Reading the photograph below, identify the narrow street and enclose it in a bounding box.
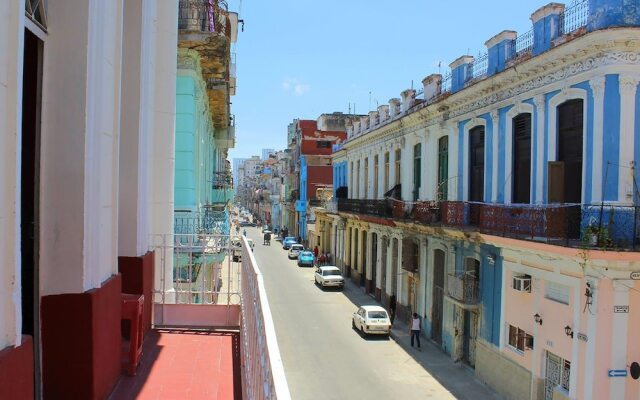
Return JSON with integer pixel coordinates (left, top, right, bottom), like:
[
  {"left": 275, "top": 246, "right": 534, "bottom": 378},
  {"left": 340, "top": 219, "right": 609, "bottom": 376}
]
[{"left": 245, "top": 227, "right": 461, "bottom": 400}]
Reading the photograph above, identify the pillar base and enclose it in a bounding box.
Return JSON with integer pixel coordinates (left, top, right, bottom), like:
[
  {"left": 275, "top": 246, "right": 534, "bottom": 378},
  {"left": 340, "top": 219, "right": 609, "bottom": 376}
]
[
  {"left": 42, "top": 274, "right": 122, "bottom": 400},
  {"left": 0, "top": 336, "right": 34, "bottom": 399},
  {"left": 118, "top": 251, "right": 155, "bottom": 335}
]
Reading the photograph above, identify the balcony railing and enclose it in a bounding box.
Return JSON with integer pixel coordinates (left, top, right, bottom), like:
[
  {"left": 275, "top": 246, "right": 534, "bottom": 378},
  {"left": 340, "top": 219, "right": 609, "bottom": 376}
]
[
  {"left": 337, "top": 198, "right": 389, "bottom": 218},
  {"left": 447, "top": 273, "right": 480, "bottom": 305},
  {"left": 337, "top": 198, "right": 639, "bottom": 250},
  {"left": 178, "top": 0, "right": 229, "bottom": 35},
  {"left": 174, "top": 210, "right": 230, "bottom": 236}
]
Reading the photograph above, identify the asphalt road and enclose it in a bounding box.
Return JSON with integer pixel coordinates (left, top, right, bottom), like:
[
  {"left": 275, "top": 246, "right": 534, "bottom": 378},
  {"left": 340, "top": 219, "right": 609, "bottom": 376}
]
[{"left": 246, "top": 227, "right": 457, "bottom": 400}]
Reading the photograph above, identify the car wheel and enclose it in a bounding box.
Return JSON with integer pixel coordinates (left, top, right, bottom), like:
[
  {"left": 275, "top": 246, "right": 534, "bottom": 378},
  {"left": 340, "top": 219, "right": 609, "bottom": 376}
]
[
  {"left": 352, "top": 319, "right": 356, "bottom": 329},
  {"left": 360, "top": 326, "right": 366, "bottom": 337}
]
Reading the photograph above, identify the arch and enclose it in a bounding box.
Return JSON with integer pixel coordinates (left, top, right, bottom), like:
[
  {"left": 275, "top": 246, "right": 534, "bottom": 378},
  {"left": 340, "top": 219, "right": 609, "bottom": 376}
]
[
  {"left": 461, "top": 118, "right": 488, "bottom": 201},
  {"left": 547, "top": 88, "right": 589, "bottom": 203},
  {"left": 504, "top": 102, "right": 535, "bottom": 204}
]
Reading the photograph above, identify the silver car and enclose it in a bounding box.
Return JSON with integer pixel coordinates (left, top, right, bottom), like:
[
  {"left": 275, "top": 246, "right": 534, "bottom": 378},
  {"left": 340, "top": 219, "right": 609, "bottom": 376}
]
[{"left": 287, "top": 244, "right": 304, "bottom": 259}]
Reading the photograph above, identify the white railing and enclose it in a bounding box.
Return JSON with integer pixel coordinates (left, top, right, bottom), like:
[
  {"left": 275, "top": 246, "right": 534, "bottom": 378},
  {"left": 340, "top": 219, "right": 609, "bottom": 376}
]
[
  {"left": 150, "top": 233, "right": 241, "bottom": 328},
  {"left": 240, "top": 237, "right": 291, "bottom": 400}
]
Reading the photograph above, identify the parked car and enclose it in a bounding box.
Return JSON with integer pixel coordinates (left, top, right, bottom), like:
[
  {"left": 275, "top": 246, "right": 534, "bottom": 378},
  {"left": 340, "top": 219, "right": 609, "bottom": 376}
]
[
  {"left": 282, "top": 236, "right": 297, "bottom": 250},
  {"left": 352, "top": 305, "right": 391, "bottom": 337},
  {"left": 314, "top": 266, "right": 344, "bottom": 288},
  {"left": 297, "top": 251, "right": 315, "bottom": 267},
  {"left": 288, "top": 244, "right": 304, "bottom": 259}
]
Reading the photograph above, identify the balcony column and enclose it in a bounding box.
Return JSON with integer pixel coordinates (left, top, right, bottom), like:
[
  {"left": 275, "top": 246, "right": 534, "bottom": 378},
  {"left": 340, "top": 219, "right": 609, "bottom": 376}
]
[
  {"left": 446, "top": 121, "right": 458, "bottom": 201},
  {"left": 397, "top": 236, "right": 407, "bottom": 306},
  {"left": 618, "top": 74, "right": 640, "bottom": 203},
  {"left": 377, "top": 148, "right": 385, "bottom": 199},
  {"left": 417, "top": 237, "right": 428, "bottom": 318}
]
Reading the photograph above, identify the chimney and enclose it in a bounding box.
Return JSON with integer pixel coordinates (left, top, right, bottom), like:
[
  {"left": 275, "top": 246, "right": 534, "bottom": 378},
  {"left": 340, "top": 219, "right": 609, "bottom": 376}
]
[
  {"left": 360, "top": 116, "right": 370, "bottom": 131},
  {"left": 485, "top": 30, "right": 517, "bottom": 76},
  {"left": 531, "top": 3, "right": 564, "bottom": 55},
  {"left": 400, "top": 89, "right": 417, "bottom": 112},
  {"left": 369, "top": 111, "right": 379, "bottom": 128},
  {"left": 378, "top": 105, "right": 390, "bottom": 122},
  {"left": 389, "top": 98, "right": 401, "bottom": 118},
  {"left": 449, "top": 55, "right": 474, "bottom": 93},
  {"left": 422, "top": 74, "right": 442, "bottom": 102}
]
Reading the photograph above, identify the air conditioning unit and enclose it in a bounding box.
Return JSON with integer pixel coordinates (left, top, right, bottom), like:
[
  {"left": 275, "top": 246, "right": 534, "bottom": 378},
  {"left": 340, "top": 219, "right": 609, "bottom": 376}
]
[{"left": 512, "top": 275, "right": 532, "bottom": 292}]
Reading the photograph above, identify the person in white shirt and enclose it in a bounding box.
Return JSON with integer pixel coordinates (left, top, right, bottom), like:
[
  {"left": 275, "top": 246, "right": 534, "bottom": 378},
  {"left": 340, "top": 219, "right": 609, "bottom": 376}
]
[{"left": 410, "top": 313, "right": 421, "bottom": 348}]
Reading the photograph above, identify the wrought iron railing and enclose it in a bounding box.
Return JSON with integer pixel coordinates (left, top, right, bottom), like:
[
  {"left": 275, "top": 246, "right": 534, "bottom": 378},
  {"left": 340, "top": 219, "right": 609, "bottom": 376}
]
[
  {"left": 178, "top": 0, "right": 229, "bottom": 34},
  {"left": 514, "top": 29, "right": 534, "bottom": 56},
  {"left": 441, "top": 72, "right": 452, "bottom": 94},
  {"left": 560, "top": 0, "right": 589, "bottom": 35},
  {"left": 447, "top": 273, "right": 480, "bottom": 305},
  {"left": 471, "top": 52, "right": 489, "bottom": 80},
  {"left": 337, "top": 198, "right": 389, "bottom": 218},
  {"left": 174, "top": 210, "right": 230, "bottom": 235}
]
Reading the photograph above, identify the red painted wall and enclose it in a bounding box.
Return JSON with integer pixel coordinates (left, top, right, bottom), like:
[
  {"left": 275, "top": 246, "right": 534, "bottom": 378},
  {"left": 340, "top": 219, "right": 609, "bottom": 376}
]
[
  {"left": 307, "top": 165, "right": 333, "bottom": 199},
  {"left": 300, "top": 130, "right": 347, "bottom": 156},
  {"left": 42, "top": 274, "right": 122, "bottom": 399},
  {"left": 0, "top": 336, "right": 34, "bottom": 399}
]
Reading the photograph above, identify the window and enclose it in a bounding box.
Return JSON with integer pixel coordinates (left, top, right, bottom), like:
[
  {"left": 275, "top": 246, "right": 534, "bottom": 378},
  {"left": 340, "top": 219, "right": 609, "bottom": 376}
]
[
  {"left": 438, "top": 136, "right": 449, "bottom": 201},
  {"left": 512, "top": 113, "right": 532, "bottom": 204},
  {"left": 508, "top": 325, "right": 533, "bottom": 352},
  {"left": 469, "top": 126, "right": 485, "bottom": 202},
  {"left": 395, "top": 149, "right": 401, "bottom": 185},
  {"left": 384, "top": 152, "right": 390, "bottom": 192},
  {"left": 374, "top": 155, "right": 379, "bottom": 199},
  {"left": 413, "top": 144, "right": 422, "bottom": 201},
  {"left": 545, "top": 281, "right": 570, "bottom": 305},
  {"left": 316, "top": 140, "right": 331, "bottom": 148},
  {"left": 364, "top": 158, "right": 369, "bottom": 198},
  {"left": 356, "top": 160, "right": 361, "bottom": 198}
]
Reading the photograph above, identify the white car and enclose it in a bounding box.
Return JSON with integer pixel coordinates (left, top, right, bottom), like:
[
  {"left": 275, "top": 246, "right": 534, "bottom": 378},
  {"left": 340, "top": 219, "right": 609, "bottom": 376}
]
[
  {"left": 352, "top": 305, "right": 392, "bottom": 337},
  {"left": 287, "top": 244, "right": 304, "bottom": 259},
  {"left": 314, "top": 266, "right": 344, "bottom": 289}
]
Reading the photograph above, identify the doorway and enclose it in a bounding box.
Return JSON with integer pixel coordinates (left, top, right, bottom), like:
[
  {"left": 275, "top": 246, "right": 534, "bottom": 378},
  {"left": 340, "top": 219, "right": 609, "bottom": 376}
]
[
  {"left": 431, "top": 249, "right": 445, "bottom": 343},
  {"left": 22, "top": 27, "right": 43, "bottom": 394},
  {"left": 512, "top": 113, "right": 532, "bottom": 203},
  {"left": 361, "top": 231, "right": 367, "bottom": 287},
  {"left": 381, "top": 237, "right": 387, "bottom": 298}
]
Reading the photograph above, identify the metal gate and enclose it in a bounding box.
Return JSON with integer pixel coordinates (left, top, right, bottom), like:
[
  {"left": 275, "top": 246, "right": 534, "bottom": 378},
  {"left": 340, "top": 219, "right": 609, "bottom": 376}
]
[{"left": 545, "top": 352, "right": 570, "bottom": 400}]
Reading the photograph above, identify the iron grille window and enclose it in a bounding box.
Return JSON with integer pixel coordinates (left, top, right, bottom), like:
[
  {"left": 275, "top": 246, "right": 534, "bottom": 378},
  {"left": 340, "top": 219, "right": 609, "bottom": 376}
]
[{"left": 316, "top": 140, "right": 331, "bottom": 148}]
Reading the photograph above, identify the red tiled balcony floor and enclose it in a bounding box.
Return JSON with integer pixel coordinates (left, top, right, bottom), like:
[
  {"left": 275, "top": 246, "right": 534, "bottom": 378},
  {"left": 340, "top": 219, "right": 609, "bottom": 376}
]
[{"left": 109, "top": 329, "right": 241, "bottom": 400}]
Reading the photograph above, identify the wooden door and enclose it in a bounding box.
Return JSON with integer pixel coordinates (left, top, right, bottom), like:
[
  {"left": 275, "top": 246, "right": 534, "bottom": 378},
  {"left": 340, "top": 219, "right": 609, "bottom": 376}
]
[{"left": 469, "top": 127, "right": 485, "bottom": 202}]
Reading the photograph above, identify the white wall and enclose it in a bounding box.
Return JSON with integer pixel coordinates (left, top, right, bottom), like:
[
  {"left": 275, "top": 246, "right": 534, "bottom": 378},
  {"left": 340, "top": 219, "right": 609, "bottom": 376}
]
[{"left": 0, "top": 0, "right": 25, "bottom": 349}]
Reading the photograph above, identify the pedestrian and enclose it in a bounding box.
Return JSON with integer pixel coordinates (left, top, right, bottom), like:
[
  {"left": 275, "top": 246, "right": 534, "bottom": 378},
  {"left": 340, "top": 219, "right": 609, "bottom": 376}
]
[
  {"left": 410, "top": 312, "right": 421, "bottom": 349},
  {"left": 313, "top": 245, "right": 319, "bottom": 259},
  {"left": 325, "top": 252, "right": 331, "bottom": 265},
  {"left": 319, "top": 252, "right": 326, "bottom": 266},
  {"left": 389, "top": 294, "right": 397, "bottom": 324}
]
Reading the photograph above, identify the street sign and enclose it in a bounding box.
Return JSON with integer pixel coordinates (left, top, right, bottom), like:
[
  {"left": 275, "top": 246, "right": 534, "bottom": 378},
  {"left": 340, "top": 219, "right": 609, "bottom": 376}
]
[
  {"left": 631, "top": 271, "right": 640, "bottom": 280},
  {"left": 614, "top": 305, "right": 629, "bottom": 313},
  {"left": 608, "top": 369, "right": 628, "bottom": 378}
]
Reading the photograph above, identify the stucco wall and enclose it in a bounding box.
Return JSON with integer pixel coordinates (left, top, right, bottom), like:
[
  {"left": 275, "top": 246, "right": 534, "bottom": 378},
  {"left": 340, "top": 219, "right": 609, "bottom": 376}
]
[{"left": 476, "top": 340, "right": 532, "bottom": 400}]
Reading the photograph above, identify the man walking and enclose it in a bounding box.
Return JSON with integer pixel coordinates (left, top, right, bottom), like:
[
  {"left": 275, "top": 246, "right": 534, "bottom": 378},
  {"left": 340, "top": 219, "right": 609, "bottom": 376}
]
[{"left": 410, "top": 313, "right": 421, "bottom": 349}]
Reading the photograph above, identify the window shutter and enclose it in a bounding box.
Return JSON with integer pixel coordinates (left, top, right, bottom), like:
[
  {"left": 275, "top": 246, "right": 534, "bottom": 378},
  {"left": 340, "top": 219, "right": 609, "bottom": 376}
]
[{"left": 547, "top": 161, "right": 565, "bottom": 203}]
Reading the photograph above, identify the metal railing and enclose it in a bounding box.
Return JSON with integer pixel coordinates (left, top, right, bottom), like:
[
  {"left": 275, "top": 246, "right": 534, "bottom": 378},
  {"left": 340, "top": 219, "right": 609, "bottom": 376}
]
[
  {"left": 174, "top": 210, "right": 230, "bottom": 235},
  {"left": 240, "top": 237, "right": 292, "bottom": 400},
  {"left": 337, "top": 198, "right": 389, "bottom": 218},
  {"left": 447, "top": 273, "right": 480, "bottom": 305},
  {"left": 471, "top": 52, "right": 489, "bottom": 80},
  {"left": 514, "top": 29, "right": 534, "bottom": 56},
  {"left": 560, "top": 0, "right": 589, "bottom": 35},
  {"left": 178, "top": 0, "right": 229, "bottom": 34}
]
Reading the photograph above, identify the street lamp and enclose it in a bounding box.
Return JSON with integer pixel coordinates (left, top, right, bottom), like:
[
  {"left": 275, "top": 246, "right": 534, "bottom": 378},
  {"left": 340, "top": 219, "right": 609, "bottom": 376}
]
[
  {"left": 533, "top": 313, "right": 543, "bottom": 325},
  {"left": 564, "top": 325, "right": 573, "bottom": 338}
]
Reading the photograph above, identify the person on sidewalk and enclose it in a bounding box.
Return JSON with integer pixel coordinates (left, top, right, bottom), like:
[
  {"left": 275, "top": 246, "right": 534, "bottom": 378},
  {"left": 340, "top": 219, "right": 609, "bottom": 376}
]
[
  {"left": 410, "top": 313, "right": 421, "bottom": 349},
  {"left": 388, "top": 294, "right": 397, "bottom": 324}
]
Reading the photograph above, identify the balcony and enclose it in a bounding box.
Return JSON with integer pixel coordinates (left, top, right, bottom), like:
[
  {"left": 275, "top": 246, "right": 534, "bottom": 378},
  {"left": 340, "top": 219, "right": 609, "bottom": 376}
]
[
  {"left": 337, "top": 198, "right": 389, "bottom": 218},
  {"left": 179, "top": 0, "right": 230, "bottom": 35},
  {"left": 447, "top": 273, "right": 480, "bottom": 306}
]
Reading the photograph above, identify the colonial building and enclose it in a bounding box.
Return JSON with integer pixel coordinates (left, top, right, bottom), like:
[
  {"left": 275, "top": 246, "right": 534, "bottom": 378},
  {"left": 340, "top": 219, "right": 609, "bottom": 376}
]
[{"left": 327, "top": 1, "right": 640, "bottom": 399}]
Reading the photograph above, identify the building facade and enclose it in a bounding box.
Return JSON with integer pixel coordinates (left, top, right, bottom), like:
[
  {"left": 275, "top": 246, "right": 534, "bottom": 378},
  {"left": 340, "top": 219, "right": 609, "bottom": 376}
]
[{"left": 326, "top": 1, "right": 640, "bottom": 399}]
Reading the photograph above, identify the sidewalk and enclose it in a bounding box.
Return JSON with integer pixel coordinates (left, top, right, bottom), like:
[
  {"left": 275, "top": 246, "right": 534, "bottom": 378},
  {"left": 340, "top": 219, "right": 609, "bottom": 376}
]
[{"left": 389, "top": 319, "right": 502, "bottom": 400}]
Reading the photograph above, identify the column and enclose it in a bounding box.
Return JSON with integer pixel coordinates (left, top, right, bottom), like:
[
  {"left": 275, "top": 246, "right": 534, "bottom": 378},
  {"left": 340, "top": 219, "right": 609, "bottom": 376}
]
[
  {"left": 419, "top": 131, "right": 429, "bottom": 200},
  {"left": 376, "top": 233, "right": 384, "bottom": 289},
  {"left": 347, "top": 157, "right": 352, "bottom": 198},
  {"left": 119, "top": 0, "right": 154, "bottom": 257},
  {"left": 609, "top": 281, "right": 631, "bottom": 400},
  {"left": 590, "top": 77, "right": 606, "bottom": 202},
  {"left": 401, "top": 138, "right": 413, "bottom": 200},
  {"left": 491, "top": 110, "right": 499, "bottom": 202},
  {"left": 534, "top": 94, "right": 545, "bottom": 203},
  {"left": 618, "top": 74, "right": 640, "bottom": 203},
  {"left": 151, "top": 0, "right": 179, "bottom": 299},
  {"left": 397, "top": 236, "right": 406, "bottom": 305},
  {"left": 447, "top": 122, "right": 459, "bottom": 200},
  {"left": 0, "top": 0, "right": 22, "bottom": 350}
]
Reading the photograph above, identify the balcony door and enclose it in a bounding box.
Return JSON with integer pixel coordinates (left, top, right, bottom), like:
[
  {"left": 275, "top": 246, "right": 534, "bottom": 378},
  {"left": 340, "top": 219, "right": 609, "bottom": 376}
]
[
  {"left": 438, "top": 136, "right": 448, "bottom": 201},
  {"left": 469, "top": 126, "right": 485, "bottom": 202},
  {"left": 557, "top": 99, "right": 584, "bottom": 203},
  {"left": 512, "top": 113, "right": 532, "bottom": 203}
]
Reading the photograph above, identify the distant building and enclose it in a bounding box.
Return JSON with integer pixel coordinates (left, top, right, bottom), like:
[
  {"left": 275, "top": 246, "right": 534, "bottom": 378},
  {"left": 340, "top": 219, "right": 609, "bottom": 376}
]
[{"left": 262, "top": 148, "right": 275, "bottom": 160}]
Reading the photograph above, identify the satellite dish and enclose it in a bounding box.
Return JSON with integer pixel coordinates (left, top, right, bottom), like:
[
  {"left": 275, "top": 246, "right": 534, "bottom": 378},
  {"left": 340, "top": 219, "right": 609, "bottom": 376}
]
[{"left": 630, "top": 362, "right": 640, "bottom": 380}]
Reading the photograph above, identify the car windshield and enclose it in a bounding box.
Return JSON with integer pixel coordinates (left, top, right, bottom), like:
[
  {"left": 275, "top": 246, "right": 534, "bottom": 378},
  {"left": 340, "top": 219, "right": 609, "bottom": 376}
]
[
  {"left": 367, "top": 311, "right": 388, "bottom": 319},
  {"left": 300, "top": 252, "right": 313, "bottom": 257},
  {"left": 291, "top": 245, "right": 303, "bottom": 250},
  {"left": 323, "top": 270, "right": 341, "bottom": 276}
]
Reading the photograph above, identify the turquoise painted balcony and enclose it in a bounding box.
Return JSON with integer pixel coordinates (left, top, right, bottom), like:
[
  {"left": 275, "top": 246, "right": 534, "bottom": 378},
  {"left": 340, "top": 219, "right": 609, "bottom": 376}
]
[{"left": 212, "top": 188, "right": 234, "bottom": 204}]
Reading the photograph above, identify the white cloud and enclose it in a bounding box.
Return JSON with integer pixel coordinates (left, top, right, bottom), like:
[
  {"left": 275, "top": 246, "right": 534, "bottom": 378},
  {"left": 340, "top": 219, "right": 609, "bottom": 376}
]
[{"left": 282, "top": 78, "right": 310, "bottom": 96}]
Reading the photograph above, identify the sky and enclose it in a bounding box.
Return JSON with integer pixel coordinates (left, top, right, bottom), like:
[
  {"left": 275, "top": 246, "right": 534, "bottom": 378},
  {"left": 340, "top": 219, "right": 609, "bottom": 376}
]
[{"left": 227, "top": 0, "right": 553, "bottom": 161}]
